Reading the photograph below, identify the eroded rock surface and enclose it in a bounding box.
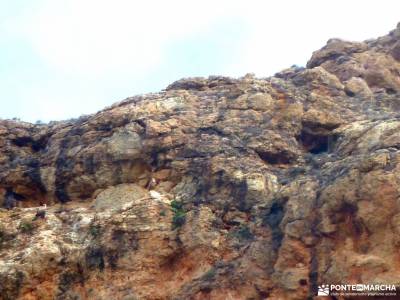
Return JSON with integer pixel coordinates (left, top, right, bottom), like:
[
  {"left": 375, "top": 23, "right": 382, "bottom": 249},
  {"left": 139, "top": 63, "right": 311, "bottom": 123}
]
[{"left": 1, "top": 24, "right": 400, "bottom": 300}]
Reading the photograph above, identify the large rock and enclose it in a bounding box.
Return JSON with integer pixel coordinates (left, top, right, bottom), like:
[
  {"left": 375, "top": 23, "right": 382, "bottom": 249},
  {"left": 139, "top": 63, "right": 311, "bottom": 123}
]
[
  {"left": 1, "top": 23, "right": 400, "bottom": 300},
  {"left": 92, "top": 184, "right": 149, "bottom": 211}
]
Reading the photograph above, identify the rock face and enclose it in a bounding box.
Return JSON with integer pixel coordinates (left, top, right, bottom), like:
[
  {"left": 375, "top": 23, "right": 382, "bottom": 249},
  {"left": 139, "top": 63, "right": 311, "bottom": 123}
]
[{"left": 1, "top": 24, "right": 400, "bottom": 300}]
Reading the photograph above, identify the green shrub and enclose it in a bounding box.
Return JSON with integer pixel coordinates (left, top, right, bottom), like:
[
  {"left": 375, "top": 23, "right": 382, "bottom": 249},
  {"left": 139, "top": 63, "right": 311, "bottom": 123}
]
[
  {"left": 89, "top": 224, "right": 101, "bottom": 238},
  {"left": 170, "top": 200, "right": 186, "bottom": 229},
  {"left": 170, "top": 200, "right": 183, "bottom": 211},
  {"left": 19, "top": 221, "right": 34, "bottom": 234},
  {"left": 172, "top": 211, "right": 186, "bottom": 229}
]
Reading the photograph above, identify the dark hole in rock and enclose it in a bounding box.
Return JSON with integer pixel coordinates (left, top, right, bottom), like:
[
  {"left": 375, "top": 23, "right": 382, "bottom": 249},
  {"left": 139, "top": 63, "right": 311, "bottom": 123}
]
[
  {"left": 257, "top": 290, "right": 270, "bottom": 298},
  {"left": 297, "top": 129, "right": 337, "bottom": 154},
  {"left": 97, "top": 123, "right": 113, "bottom": 132},
  {"left": 3, "top": 190, "right": 16, "bottom": 209},
  {"left": 55, "top": 190, "right": 70, "bottom": 203},
  {"left": 4, "top": 188, "right": 26, "bottom": 205},
  {"left": 339, "top": 202, "right": 358, "bottom": 215},
  {"left": 345, "top": 89, "right": 356, "bottom": 97},
  {"left": 256, "top": 150, "right": 293, "bottom": 165},
  {"left": 33, "top": 136, "right": 49, "bottom": 152},
  {"left": 299, "top": 279, "right": 308, "bottom": 286},
  {"left": 198, "top": 126, "right": 226, "bottom": 136},
  {"left": 263, "top": 202, "right": 285, "bottom": 228},
  {"left": 12, "top": 136, "right": 48, "bottom": 152},
  {"left": 199, "top": 286, "right": 212, "bottom": 293},
  {"left": 150, "top": 148, "right": 168, "bottom": 168},
  {"left": 136, "top": 119, "right": 147, "bottom": 129},
  {"left": 386, "top": 88, "right": 397, "bottom": 95},
  {"left": 12, "top": 136, "right": 34, "bottom": 148}
]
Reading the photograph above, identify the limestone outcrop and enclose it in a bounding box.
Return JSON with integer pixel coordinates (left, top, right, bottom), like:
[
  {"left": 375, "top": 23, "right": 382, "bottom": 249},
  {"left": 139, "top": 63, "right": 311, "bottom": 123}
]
[{"left": 1, "top": 24, "right": 400, "bottom": 300}]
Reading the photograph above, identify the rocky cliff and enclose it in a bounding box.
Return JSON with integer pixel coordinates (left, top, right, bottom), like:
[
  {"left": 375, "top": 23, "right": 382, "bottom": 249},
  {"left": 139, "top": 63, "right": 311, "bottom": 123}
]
[{"left": 1, "top": 23, "right": 400, "bottom": 300}]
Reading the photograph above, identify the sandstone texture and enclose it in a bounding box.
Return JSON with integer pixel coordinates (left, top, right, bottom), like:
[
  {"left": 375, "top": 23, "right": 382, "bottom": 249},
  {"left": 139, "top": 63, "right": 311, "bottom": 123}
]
[{"left": 1, "top": 24, "right": 400, "bottom": 300}]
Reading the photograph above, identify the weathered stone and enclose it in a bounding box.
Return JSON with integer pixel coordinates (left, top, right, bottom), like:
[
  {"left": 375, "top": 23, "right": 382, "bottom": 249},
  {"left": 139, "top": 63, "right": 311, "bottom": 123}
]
[
  {"left": 92, "top": 184, "right": 149, "bottom": 211},
  {"left": 344, "top": 76, "right": 373, "bottom": 98},
  {"left": 1, "top": 23, "right": 400, "bottom": 300}
]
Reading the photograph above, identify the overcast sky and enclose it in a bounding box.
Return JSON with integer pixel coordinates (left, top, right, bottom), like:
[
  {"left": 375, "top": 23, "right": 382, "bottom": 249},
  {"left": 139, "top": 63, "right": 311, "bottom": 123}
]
[{"left": 1, "top": 0, "right": 399, "bottom": 123}]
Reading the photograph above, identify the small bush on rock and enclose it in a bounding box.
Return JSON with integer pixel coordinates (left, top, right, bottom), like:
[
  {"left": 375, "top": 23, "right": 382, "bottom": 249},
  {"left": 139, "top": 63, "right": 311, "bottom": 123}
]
[
  {"left": 89, "top": 224, "right": 101, "bottom": 238},
  {"left": 19, "top": 221, "right": 34, "bottom": 234},
  {"left": 170, "top": 200, "right": 186, "bottom": 229}
]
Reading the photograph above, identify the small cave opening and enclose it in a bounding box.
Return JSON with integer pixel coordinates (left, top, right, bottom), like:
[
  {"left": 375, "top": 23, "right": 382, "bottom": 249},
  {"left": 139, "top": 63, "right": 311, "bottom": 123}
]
[
  {"left": 3, "top": 188, "right": 26, "bottom": 209},
  {"left": 297, "top": 129, "right": 337, "bottom": 154},
  {"left": 299, "top": 279, "right": 308, "bottom": 286},
  {"left": 338, "top": 202, "right": 358, "bottom": 215},
  {"left": 344, "top": 89, "right": 355, "bottom": 97},
  {"left": 386, "top": 88, "right": 397, "bottom": 95},
  {"left": 255, "top": 150, "right": 293, "bottom": 165},
  {"left": 263, "top": 202, "right": 285, "bottom": 228},
  {"left": 150, "top": 148, "right": 168, "bottom": 169},
  {"left": 3, "top": 186, "right": 49, "bottom": 209},
  {"left": 12, "top": 136, "right": 34, "bottom": 148},
  {"left": 12, "top": 136, "right": 48, "bottom": 152}
]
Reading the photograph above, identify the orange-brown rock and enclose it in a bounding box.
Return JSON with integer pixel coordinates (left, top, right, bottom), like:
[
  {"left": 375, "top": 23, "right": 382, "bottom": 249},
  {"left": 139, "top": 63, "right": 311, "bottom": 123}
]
[{"left": 1, "top": 24, "right": 400, "bottom": 300}]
